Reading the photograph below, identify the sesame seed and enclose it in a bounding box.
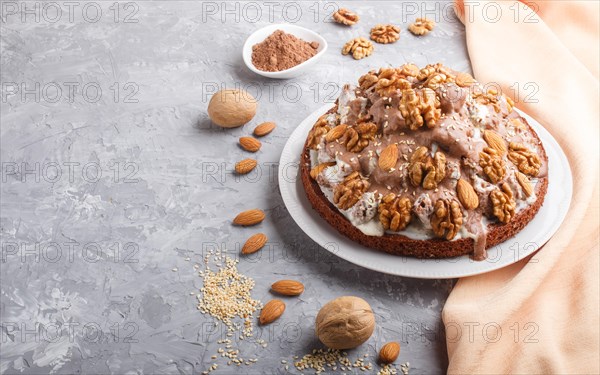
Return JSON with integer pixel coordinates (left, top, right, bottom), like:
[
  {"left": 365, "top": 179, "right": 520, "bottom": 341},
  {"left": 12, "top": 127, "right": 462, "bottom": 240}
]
[
  {"left": 196, "top": 250, "right": 265, "bottom": 370},
  {"left": 291, "top": 349, "right": 374, "bottom": 374}
]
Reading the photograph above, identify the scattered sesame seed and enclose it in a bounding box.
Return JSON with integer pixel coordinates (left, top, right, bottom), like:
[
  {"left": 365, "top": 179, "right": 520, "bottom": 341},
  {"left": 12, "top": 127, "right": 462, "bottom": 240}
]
[
  {"left": 196, "top": 250, "right": 266, "bottom": 370},
  {"left": 290, "top": 349, "right": 374, "bottom": 375}
]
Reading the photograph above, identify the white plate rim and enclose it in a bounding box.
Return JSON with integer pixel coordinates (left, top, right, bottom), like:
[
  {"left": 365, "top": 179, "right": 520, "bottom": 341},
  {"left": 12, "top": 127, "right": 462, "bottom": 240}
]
[{"left": 278, "top": 104, "right": 573, "bottom": 279}]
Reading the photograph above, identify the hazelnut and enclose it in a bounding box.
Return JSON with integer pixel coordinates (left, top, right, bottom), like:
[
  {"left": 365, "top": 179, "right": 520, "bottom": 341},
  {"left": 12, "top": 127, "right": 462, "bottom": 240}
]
[
  {"left": 315, "top": 296, "right": 375, "bottom": 349},
  {"left": 207, "top": 89, "right": 257, "bottom": 128}
]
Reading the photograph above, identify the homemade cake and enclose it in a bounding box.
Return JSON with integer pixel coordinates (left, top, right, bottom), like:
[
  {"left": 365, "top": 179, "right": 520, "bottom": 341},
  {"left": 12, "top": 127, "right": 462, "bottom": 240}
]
[{"left": 300, "top": 63, "right": 548, "bottom": 260}]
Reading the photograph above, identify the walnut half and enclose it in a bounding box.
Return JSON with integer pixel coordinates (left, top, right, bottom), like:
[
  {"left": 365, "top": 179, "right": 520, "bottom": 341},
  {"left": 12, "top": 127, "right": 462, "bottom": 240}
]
[
  {"left": 342, "top": 122, "right": 378, "bottom": 152},
  {"left": 479, "top": 147, "right": 506, "bottom": 183},
  {"left": 357, "top": 64, "right": 417, "bottom": 95},
  {"left": 333, "top": 171, "right": 370, "bottom": 210},
  {"left": 333, "top": 8, "right": 359, "bottom": 26},
  {"left": 358, "top": 71, "right": 379, "bottom": 91},
  {"left": 342, "top": 37, "right": 373, "bottom": 60},
  {"left": 379, "top": 193, "right": 412, "bottom": 231},
  {"left": 508, "top": 142, "right": 541, "bottom": 176},
  {"left": 408, "top": 18, "right": 435, "bottom": 36},
  {"left": 370, "top": 24, "right": 401, "bottom": 44},
  {"left": 431, "top": 199, "right": 463, "bottom": 240},
  {"left": 307, "top": 115, "right": 332, "bottom": 149},
  {"left": 399, "top": 88, "right": 441, "bottom": 130},
  {"left": 490, "top": 183, "right": 516, "bottom": 223},
  {"left": 375, "top": 68, "right": 411, "bottom": 97},
  {"left": 409, "top": 146, "right": 446, "bottom": 189}
]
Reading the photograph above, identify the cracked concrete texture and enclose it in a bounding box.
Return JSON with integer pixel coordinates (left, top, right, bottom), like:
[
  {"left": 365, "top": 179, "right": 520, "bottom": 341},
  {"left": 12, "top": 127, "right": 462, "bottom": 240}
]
[{"left": 1, "top": 1, "right": 469, "bottom": 373}]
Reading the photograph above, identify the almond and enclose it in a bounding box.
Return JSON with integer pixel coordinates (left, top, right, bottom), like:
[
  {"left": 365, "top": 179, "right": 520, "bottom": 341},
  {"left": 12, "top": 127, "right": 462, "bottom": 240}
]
[
  {"left": 271, "top": 280, "right": 304, "bottom": 296},
  {"left": 457, "top": 178, "right": 479, "bottom": 210},
  {"left": 310, "top": 162, "right": 335, "bottom": 180},
  {"left": 242, "top": 233, "right": 267, "bottom": 254},
  {"left": 253, "top": 122, "right": 276, "bottom": 137},
  {"left": 233, "top": 209, "right": 265, "bottom": 226},
  {"left": 483, "top": 130, "right": 507, "bottom": 155},
  {"left": 325, "top": 124, "right": 348, "bottom": 142},
  {"left": 259, "top": 299, "right": 285, "bottom": 325},
  {"left": 379, "top": 341, "right": 400, "bottom": 364},
  {"left": 516, "top": 171, "right": 533, "bottom": 197},
  {"left": 235, "top": 158, "right": 257, "bottom": 174},
  {"left": 239, "top": 137, "right": 261, "bottom": 152},
  {"left": 379, "top": 144, "right": 398, "bottom": 171}
]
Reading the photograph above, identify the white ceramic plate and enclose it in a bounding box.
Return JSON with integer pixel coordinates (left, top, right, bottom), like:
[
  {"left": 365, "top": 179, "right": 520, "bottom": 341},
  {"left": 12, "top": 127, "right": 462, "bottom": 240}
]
[
  {"left": 278, "top": 104, "right": 572, "bottom": 279},
  {"left": 242, "top": 24, "right": 328, "bottom": 79}
]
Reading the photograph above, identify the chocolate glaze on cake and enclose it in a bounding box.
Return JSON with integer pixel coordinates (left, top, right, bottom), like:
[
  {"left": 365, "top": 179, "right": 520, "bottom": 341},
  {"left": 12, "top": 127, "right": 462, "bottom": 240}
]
[{"left": 300, "top": 64, "right": 548, "bottom": 260}]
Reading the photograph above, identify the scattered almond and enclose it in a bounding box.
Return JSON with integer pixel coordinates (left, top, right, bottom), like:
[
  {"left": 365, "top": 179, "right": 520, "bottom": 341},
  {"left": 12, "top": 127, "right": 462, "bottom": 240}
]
[
  {"left": 253, "top": 122, "right": 276, "bottom": 137},
  {"left": 457, "top": 179, "right": 479, "bottom": 210},
  {"left": 325, "top": 124, "right": 348, "bottom": 142},
  {"left": 483, "top": 130, "right": 507, "bottom": 155},
  {"left": 271, "top": 280, "right": 304, "bottom": 296},
  {"left": 235, "top": 158, "right": 257, "bottom": 174},
  {"left": 516, "top": 171, "right": 534, "bottom": 197},
  {"left": 259, "top": 299, "right": 285, "bottom": 325},
  {"left": 233, "top": 209, "right": 265, "bottom": 226},
  {"left": 379, "top": 144, "right": 398, "bottom": 171},
  {"left": 242, "top": 233, "right": 267, "bottom": 254},
  {"left": 310, "top": 162, "right": 335, "bottom": 180},
  {"left": 379, "top": 342, "right": 400, "bottom": 364},
  {"left": 239, "top": 137, "right": 261, "bottom": 152}
]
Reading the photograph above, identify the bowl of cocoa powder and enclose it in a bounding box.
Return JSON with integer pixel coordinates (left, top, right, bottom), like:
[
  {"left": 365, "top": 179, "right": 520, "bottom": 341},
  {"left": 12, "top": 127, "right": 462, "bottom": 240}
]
[{"left": 243, "top": 24, "right": 328, "bottom": 79}]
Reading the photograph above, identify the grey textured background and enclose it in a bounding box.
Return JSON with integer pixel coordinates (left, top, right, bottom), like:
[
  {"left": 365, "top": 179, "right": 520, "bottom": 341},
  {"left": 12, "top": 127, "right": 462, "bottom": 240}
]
[{"left": 1, "top": 1, "right": 470, "bottom": 374}]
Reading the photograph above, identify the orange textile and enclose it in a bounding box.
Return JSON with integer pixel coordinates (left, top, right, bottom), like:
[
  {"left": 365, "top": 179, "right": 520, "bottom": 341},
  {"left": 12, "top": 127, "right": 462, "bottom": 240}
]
[{"left": 444, "top": 1, "right": 600, "bottom": 374}]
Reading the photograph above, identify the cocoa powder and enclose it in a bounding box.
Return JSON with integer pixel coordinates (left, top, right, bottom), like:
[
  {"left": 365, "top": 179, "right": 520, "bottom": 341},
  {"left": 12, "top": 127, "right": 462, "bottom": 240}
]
[{"left": 251, "top": 30, "right": 319, "bottom": 72}]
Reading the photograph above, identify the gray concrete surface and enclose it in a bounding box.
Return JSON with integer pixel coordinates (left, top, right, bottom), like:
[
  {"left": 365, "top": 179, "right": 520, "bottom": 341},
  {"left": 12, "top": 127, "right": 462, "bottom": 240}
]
[{"left": 1, "top": 1, "right": 470, "bottom": 373}]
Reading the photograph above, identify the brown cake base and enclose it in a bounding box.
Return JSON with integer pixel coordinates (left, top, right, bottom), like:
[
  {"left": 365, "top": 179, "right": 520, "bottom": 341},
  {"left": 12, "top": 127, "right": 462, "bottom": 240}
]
[{"left": 300, "top": 124, "right": 549, "bottom": 259}]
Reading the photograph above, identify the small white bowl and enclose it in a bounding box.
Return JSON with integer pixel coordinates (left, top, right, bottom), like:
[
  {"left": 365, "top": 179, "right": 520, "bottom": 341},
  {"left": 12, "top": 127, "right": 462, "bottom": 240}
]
[{"left": 242, "top": 24, "right": 328, "bottom": 79}]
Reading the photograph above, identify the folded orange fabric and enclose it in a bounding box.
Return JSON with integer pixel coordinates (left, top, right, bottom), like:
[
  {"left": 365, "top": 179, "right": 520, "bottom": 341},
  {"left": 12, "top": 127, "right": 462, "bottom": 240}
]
[{"left": 443, "top": 1, "right": 599, "bottom": 374}]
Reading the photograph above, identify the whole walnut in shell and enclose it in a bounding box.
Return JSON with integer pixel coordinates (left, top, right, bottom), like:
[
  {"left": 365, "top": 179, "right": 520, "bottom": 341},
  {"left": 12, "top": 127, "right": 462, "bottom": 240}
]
[
  {"left": 315, "top": 296, "right": 375, "bottom": 349},
  {"left": 207, "top": 89, "right": 257, "bottom": 128}
]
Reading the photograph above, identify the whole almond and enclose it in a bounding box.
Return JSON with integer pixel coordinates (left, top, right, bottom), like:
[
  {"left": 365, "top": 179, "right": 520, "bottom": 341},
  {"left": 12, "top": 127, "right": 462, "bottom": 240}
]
[
  {"left": 259, "top": 299, "right": 285, "bottom": 325},
  {"left": 379, "top": 144, "right": 398, "bottom": 171},
  {"left": 233, "top": 209, "right": 265, "bottom": 226},
  {"left": 235, "top": 158, "right": 257, "bottom": 174},
  {"left": 271, "top": 280, "right": 305, "bottom": 296},
  {"left": 483, "top": 130, "right": 507, "bottom": 155},
  {"left": 310, "top": 162, "right": 335, "bottom": 180},
  {"left": 379, "top": 341, "right": 400, "bottom": 364},
  {"left": 516, "top": 171, "right": 533, "bottom": 197},
  {"left": 457, "top": 179, "right": 479, "bottom": 210},
  {"left": 254, "top": 122, "right": 276, "bottom": 137},
  {"left": 242, "top": 233, "right": 267, "bottom": 254},
  {"left": 325, "top": 124, "right": 348, "bottom": 142},
  {"left": 239, "top": 137, "right": 261, "bottom": 152}
]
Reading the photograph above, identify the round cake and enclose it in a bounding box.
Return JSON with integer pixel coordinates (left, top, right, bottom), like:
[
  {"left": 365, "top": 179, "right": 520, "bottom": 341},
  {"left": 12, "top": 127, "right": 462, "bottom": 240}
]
[{"left": 300, "top": 63, "right": 548, "bottom": 260}]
